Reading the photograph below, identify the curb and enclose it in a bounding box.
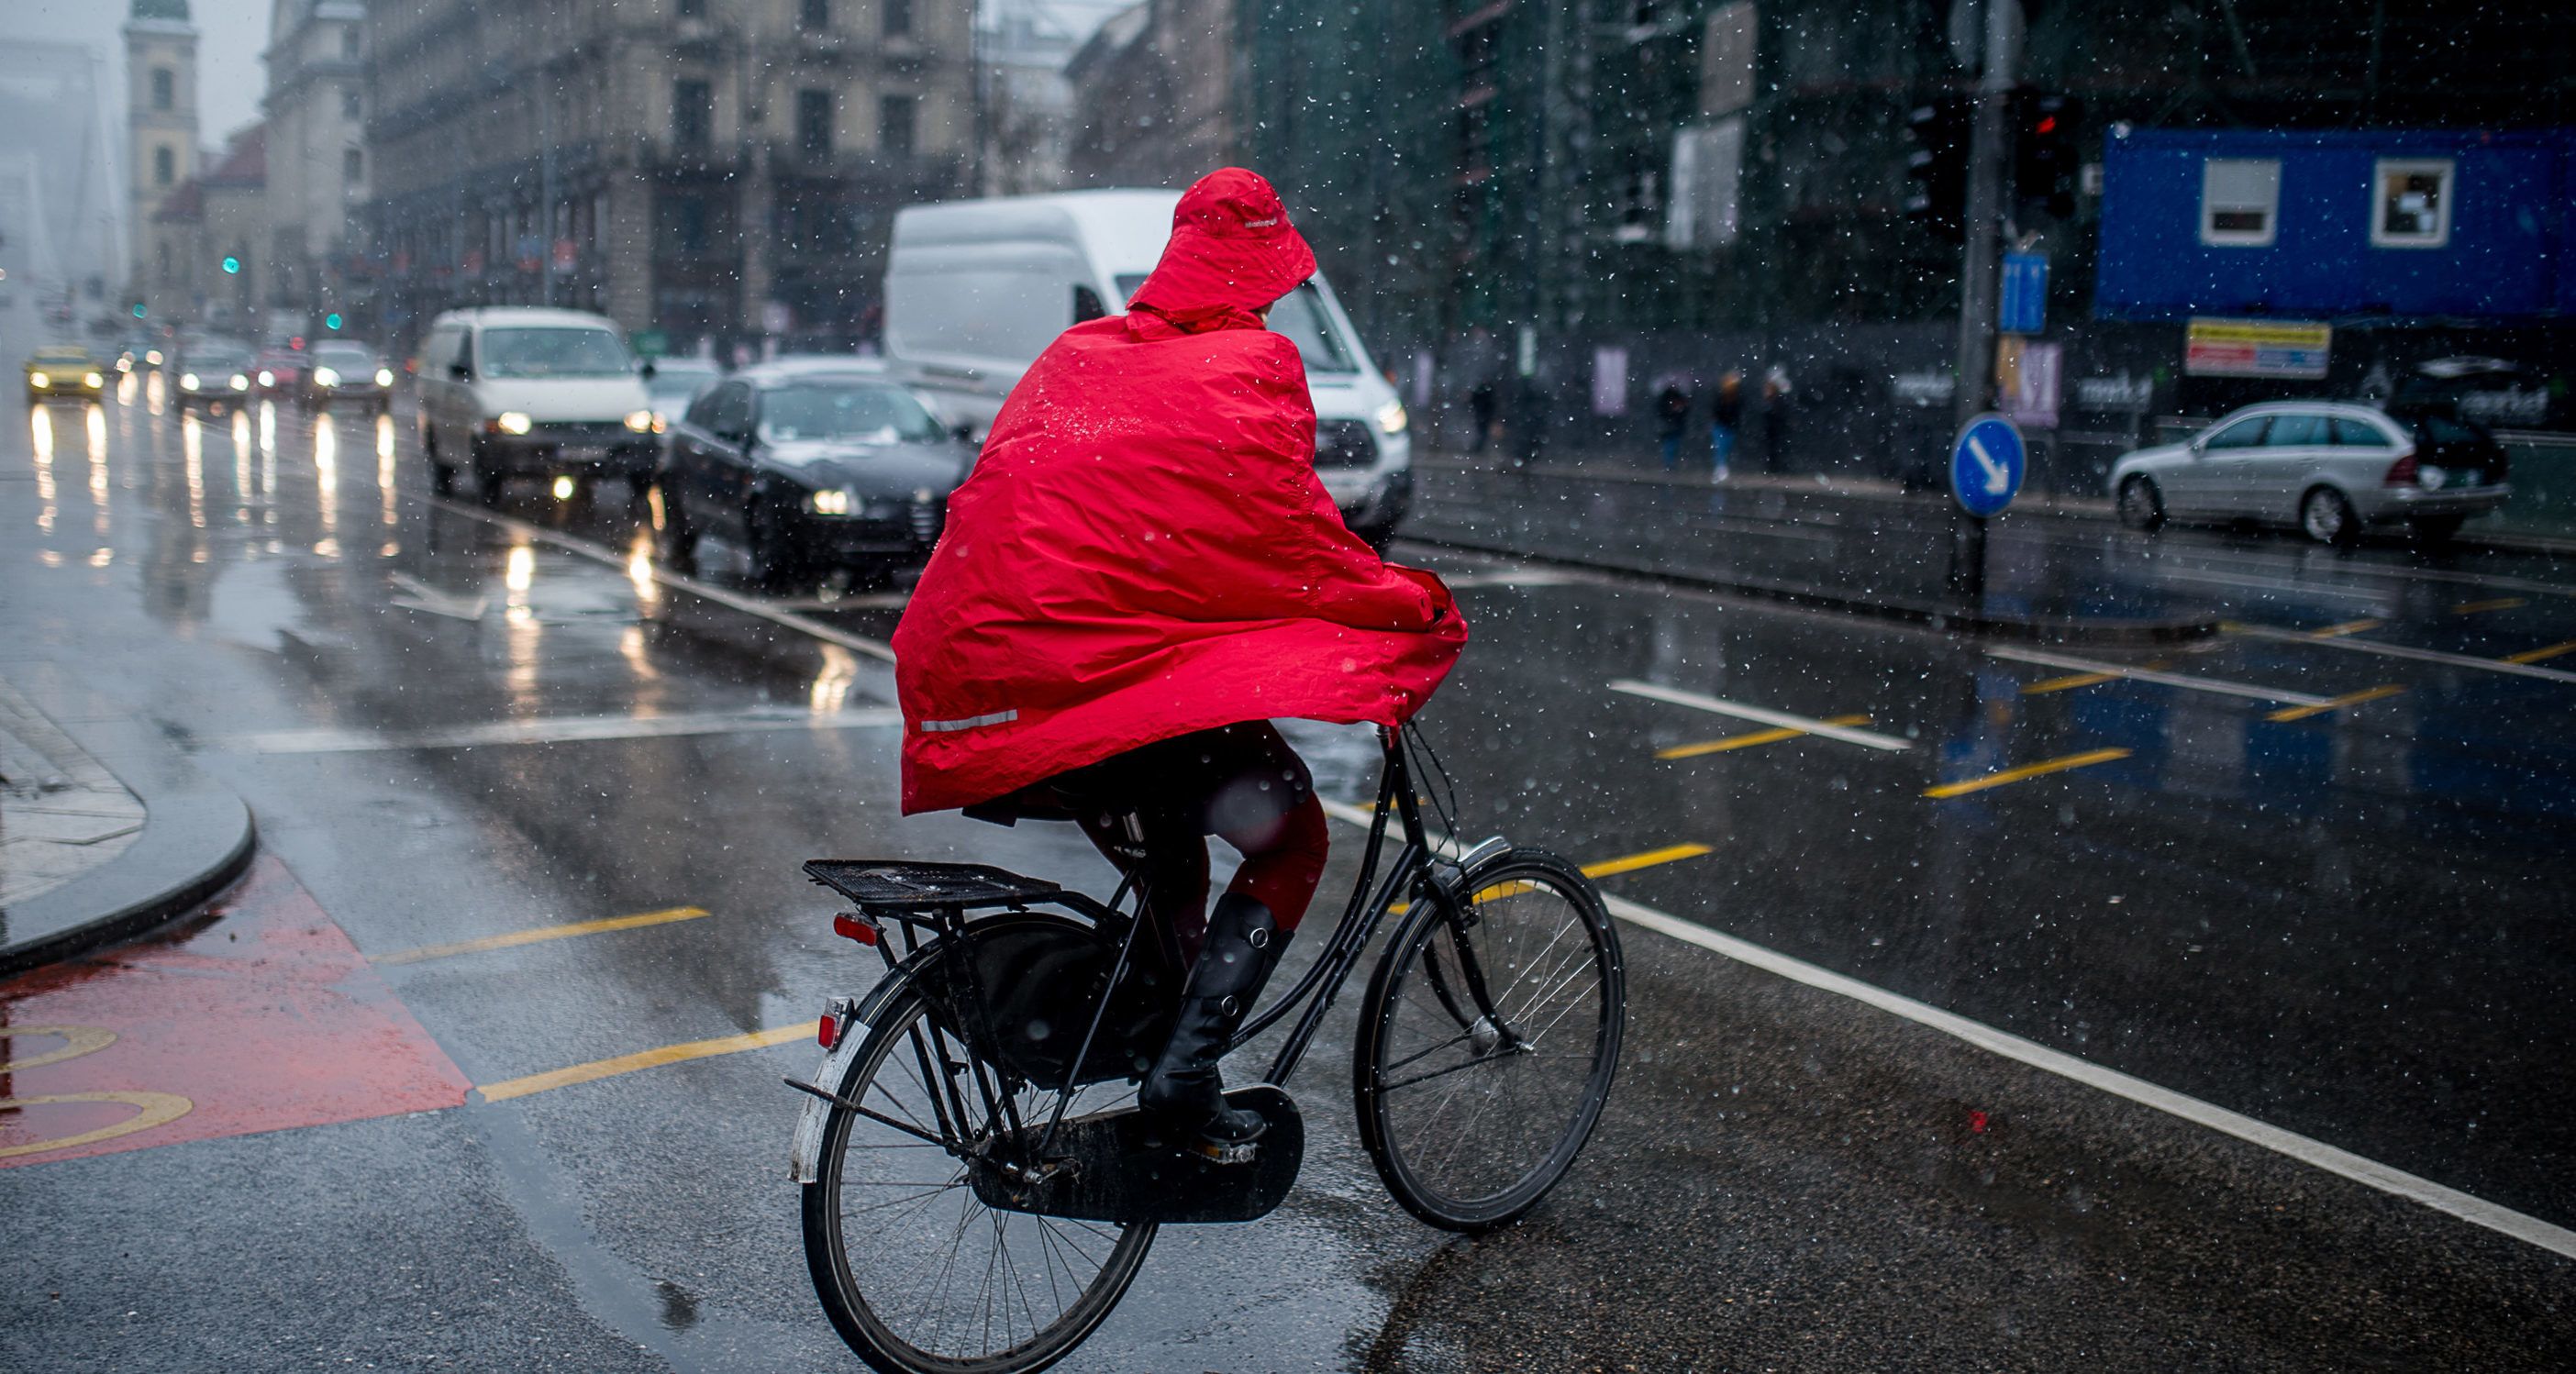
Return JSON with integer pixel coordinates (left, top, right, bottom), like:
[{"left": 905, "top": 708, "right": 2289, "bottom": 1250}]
[
  {"left": 0, "top": 683, "right": 257, "bottom": 978},
  {"left": 1400, "top": 528, "right": 2219, "bottom": 646}
]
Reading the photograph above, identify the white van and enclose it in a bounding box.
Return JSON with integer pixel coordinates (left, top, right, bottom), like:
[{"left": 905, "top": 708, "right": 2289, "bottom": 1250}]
[
  {"left": 883, "top": 190, "right": 1412, "bottom": 543},
  {"left": 415, "top": 307, "right": 658, "bottom": 504}
]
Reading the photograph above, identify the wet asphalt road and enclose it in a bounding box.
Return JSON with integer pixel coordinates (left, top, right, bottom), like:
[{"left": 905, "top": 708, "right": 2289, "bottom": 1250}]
[{"left": 4, "top": 329, "right": 2573, "bottom": 1369}]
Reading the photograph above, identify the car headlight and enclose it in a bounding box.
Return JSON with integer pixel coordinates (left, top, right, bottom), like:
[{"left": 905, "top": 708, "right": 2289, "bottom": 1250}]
[
  {"left": 258, "top": 370, "right": 275, "bottom": 387},
  {"left": 229, "top": 373, "right": 250, "bottom": 390},
  {"left": 146, "top": 349, "right": 163, "bottom": 365},
  {"left": 28, "top": 371, "right": 46, "bottom": 388},
  {"left": 1375, "top": 400, "right": 1408, "bottom": 436},
  {"left": 83, "top": 371, "right": 104, "bottom": 388},
  {"left": 373, "top": 368, "right": 394, "bottom": 387},
  {"left": 117, "top": 358, "right": 133, "bottom": 372},
  {"left": 809, "top": 489, "right": 851, "bottom": 515},
  {"left": 495, "top": 412, "right": 533, "bottom": 435},
  {"left": 624, "top": 409, "right": 655, "bottom": 433},
  {"left": 179, "top": 371, "right": 200, "bottom": 389},
  {"left": 314, "top": 367, "right": 339, "bottom": 387}
]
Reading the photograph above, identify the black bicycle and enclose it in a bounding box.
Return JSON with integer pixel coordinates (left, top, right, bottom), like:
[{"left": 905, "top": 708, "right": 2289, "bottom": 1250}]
[{"left": 787, "top": 725, "right": 1626, "bottom": 1374}]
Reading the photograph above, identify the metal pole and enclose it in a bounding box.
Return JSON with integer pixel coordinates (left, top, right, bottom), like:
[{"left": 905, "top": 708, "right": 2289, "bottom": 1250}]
[
  {"left": 539, "top": 81, "right": 557, "bottom": 307},
  {"left": 1948, "top": 0, "right": 2020, "bottom": 602}
]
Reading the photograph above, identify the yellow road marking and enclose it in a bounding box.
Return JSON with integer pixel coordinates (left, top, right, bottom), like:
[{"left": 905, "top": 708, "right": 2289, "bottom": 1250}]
[
  {"left": 477, "top": 1022, "right": 816, "bottom": 1103},
  {"left": 2266, "top": 684, "right": 2406, "bottom": 723},
  {"left": 1925, "top": 748, "right": 2133, "bottom": 800},
  {"left": 0, "top": 1091, "right": 194, "bottom": 1159},
  {"left": 0, "top": 1025, "right": 117, "bottom": 1072},
  {"left": 2504, "top": 639, "right": 2576, "bottom": 665},
  {"left": 1658, "top": 715, "right": 1869, "bottom": 759},
  {"left": 375, "top": 906, "right": 712, "bottom": 966},
  {"left": 2451, "top": 598, "right": 2528, "bottom": 615},
  {"left": 2021, "top": 671, "right": 2118, "bottom": 694},
  {"left": 2307, "top": 619, "right": 2383, "bottom": 638},
  {"left": 1581, "top": 843, "right": 1715, "bottom": 879}
]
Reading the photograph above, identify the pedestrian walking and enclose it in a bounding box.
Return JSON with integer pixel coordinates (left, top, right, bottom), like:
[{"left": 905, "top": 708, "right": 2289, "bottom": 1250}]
[
  {"left": 1760, "top": 366, "right": 1793, "bottom": 473},
  {"left": 1710, "top": 371, "right": 1744, "bottom": 481},
  {"left": 1655, "top": 382, "right": 1693, "bottom": 471},
  {"left": 1468, "top": 381, "right": 1498, "bottom": 456}
]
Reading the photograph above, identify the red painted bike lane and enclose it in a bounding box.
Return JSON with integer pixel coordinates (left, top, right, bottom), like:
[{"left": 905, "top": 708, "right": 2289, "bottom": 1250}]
[{"left": 0, "top": 856, "right": 471, "bottom": 1167}]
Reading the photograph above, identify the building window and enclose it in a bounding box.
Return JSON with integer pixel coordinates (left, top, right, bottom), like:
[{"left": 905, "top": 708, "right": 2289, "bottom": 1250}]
[
  {"left": 344, "top": 148, "right": 363, "bottom": 182},
  {"left": 153, "top": 145, "right": 174, "bottom": 185},
  {"left": 797, "top": 90, "right": 834, "bottom": 158},
  {"left": 342, "top": 86, "right": 361, "bottom": 120},
  {"left": 150, "top": 68, "right": 173, "bottom": 110},
  {"left": 673, "top": 79, "right": 713, "bottom": 151},
  {"left": 884, "top": 0, "right": 913, "bottom": 37},
  {"left": 341, "top": 27, "right": 360, "bottom": 58},
  {"left": 2371, "top": 158, "right": 2453, "bottom": 249},
  {"left": 880, "top": 94, "right": 916, "bottom": 157},
  {"left": 2199, "top": 158, "right": 2279, "bottom": 247},
  {"left": 677, "top": 0, "right": 705, "bottom": 16},
  {"left": 801, "top": 0, "right": 829, "bottom": 30}
]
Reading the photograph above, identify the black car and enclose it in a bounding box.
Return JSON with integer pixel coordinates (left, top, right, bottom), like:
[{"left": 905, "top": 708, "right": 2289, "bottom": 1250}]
[
  {"left": 656, "top": 366, "right": 974, "bottom": 588},
  {"left": 302, "top": 339, "right": 396, "bottom": 410},
  {"left": 172, "top": 344, "right": 260, "bottom": 411}
]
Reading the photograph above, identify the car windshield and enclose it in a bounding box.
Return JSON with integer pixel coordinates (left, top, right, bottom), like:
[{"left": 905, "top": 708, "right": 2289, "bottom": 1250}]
[
  {"left": 1115, "top": 274, "right": 1357, "bottom": 374},
  {"left": 648, "top": 363, "right": 721, "bottom": 403},
  {"left": 758, "top": 382, "right": 946, "bottom": 445},
  {"left": 313, "top": 343, "right": 378, "bottom": 366},
  {"left": 187, "top": 349, "right": 256, "bottom": 371},
  {"left": 479, "top": 327, "right": 633, "bottom": 379},
  {"left": 32, "top": 347, "right": 91, "bottom": 364}
]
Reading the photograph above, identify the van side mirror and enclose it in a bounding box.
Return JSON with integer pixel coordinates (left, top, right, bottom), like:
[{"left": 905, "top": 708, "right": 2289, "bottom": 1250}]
[
  {"left": 638, "top": 360, "right": 658, "bottom": 381},
  {"left": 951, "top": 423, "right": 974, "bottom": 443},
  {"left": 448, "top": 362, "right": 472, "bottom": 382}
]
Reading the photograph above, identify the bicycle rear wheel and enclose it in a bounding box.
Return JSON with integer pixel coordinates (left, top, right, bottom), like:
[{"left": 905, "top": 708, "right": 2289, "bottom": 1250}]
[
  {"left": 802, "top": 975, "right": 1156, "bottom": 1374},
  {"left": 1354, "top": 848, "right": 1625, "bottom": 1233}
]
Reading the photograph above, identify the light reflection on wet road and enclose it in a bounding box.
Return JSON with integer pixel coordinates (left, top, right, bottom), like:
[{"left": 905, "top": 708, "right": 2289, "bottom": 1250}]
[{"left": 6, "top": 371, "right": 2574, "bottom": 1371}]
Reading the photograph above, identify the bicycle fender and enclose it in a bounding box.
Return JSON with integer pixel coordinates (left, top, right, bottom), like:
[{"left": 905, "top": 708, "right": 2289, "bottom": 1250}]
[{"left": 790, "top": 1018, "right": 873, "bottom": 1184}]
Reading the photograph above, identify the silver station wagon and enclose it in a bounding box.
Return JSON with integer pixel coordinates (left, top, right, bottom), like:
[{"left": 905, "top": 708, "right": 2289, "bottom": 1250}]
[{"left": 2109, "top": 402, "right": 2511, "bottom": 545}]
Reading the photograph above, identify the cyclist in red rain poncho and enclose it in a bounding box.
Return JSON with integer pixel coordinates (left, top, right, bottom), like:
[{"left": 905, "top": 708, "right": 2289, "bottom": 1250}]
[{"left": 894, "top": 168, "right": 1467, "bottom": 1151}]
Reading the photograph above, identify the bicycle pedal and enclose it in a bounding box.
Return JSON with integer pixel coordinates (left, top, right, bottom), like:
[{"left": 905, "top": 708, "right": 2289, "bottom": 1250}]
[{"left": 1182, "top": 1136, "right": 1260, "bottom": 1166}]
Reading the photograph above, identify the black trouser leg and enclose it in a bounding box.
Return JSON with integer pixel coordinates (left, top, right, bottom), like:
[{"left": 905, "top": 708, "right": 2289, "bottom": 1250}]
[{"left": 1139, "top": 892, "right": 1290, "bottom": 1147}]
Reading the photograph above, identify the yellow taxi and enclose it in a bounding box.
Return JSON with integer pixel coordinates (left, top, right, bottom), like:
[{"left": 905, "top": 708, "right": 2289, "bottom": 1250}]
[{"left": 25, "top": 345, "right": 106, "bottom": 403}]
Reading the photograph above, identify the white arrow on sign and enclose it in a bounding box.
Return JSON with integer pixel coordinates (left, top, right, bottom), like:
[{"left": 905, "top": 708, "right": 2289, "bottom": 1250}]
[
  {"left": 1967, "top": 435, "right": 2012, "bottom": 495},
  {"left": 387, "top": 571, "right": 488, "bottom": 622}
]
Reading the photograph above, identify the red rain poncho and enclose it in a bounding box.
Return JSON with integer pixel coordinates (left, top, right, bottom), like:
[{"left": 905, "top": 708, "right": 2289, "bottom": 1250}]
[{"left": 894, "top": 168, "right": 1467, "bottom": 814}]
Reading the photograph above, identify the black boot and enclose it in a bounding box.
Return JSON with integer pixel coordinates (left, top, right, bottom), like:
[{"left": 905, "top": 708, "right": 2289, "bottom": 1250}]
[{"left": 1140, "top": 893, "right": 1289, "bottom": 1157}]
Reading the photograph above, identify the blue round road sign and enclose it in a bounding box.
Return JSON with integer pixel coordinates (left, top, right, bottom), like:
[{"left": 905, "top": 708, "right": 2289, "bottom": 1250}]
[{"left": 1949, "top": 413, "right": 2025, "bottom": 518}]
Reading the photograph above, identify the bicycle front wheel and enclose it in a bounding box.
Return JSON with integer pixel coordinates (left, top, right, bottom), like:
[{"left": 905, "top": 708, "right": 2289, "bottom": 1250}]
[
  {"left": 802, "top": 974, "right": 1155, "bottom": 1374},
  {"left": 1353, "top": 848, "right": 1625, "bottom": 1233}
]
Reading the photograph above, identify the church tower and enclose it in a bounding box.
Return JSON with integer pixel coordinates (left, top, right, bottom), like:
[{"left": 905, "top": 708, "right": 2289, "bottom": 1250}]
[{"left": 125, "top": 0, "right": 199, "bottom": 298}]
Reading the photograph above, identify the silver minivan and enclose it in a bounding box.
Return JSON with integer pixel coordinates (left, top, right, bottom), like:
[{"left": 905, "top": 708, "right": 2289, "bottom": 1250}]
[
  {"left": 2109, "top": 401, "right": 2510, "bottom": 545},
  {"left": 416, "top": 307, "right": 658, "bottom": 504}
]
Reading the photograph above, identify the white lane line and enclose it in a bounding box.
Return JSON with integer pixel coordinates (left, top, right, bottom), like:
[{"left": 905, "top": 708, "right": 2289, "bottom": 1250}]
[
  {"left": 1311, "top": 803, "right": 2576, "bottom": 1260},
  {"left": 2231, "top": 625, "right": 2576, "bottom": 685},
  {"left": 419, "top": 491, "right": 899, "bottom": 664},
  {"left": 1596, "top": 892, "right": 2576, "bottom": 1263},
  {"left": 1606, "top": 680, "right": 1913, "bottom": 752},
  {"left": 2149, "top": 568, "right": 2401, "bottom": 608},
  {"left": 1441, "top": 570, "right": 1587, "bottom": 590},
  {"left": 1988, "top": 647, "right": 2333, "bottom": 707},
  {"left": 222, "top": 707, "right": 905, "bottom": 755}
]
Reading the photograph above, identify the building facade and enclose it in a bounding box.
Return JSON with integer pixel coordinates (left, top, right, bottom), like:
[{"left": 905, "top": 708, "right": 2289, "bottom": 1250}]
[
  {"left": 363, "top": 0, "right": 976, "bottom": 355},
  {"left": 1061, "top": 0, "right": 1239, "bottom": 189},
  {"left": 125, "top": 0, "right": 201, "bottom": 314},
  {"left": 146, "top": 126, "right": 270, "bottom": 334},
  {"left": 261, "top": 0, "right": 370, "bottom": 325}
]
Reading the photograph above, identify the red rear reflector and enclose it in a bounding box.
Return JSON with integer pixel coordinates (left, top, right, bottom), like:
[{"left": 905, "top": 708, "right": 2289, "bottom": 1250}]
[
  {"left": 2383, "top": 452, "right": 2419, "bottom": 486},
  {"left": 833, "top": 914, "right": 879, "bottom": 946},
  {"left": 817, "top": 1014, "right": 840, "bottom": 1049}
]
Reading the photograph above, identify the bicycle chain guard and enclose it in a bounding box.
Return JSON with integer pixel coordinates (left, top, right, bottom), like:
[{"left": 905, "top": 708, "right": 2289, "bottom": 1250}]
[{"left": 966, "top": 1085, "right": 1305, "bottom": 1225}]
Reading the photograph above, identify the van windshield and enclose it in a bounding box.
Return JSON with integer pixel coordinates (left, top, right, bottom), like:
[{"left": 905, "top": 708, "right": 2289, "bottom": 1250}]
[
  {"left": 480, "top": 327, "right": 633, "bottom": 379},
  {"left": 1116, "top": 276, "right": 1357, "bottom": 375}
]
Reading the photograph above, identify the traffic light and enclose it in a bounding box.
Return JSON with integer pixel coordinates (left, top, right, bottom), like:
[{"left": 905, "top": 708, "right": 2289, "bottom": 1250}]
[
  {"left": 221, "top": 256, "right": 240, "bottom": 275},
  {"left": 2013, "top": 89, "right": 2082, "bottom": 219},
  {"left": 131, "top": 301, "right": 147, "bottom": 318},
  {"left": 1904, "top": 95, "right": 1971, "bottom": 244},
  {"left": 324, "top": 312, "right": 343, "bottom": 330}
]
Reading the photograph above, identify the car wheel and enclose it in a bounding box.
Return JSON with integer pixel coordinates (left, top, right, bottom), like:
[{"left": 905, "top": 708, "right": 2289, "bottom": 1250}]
[
  {"left": 2299, "top": 486, "right": 2359, "bottom": 547},
  {"left": 2411, "top": 514, "right": 2465, "bottom": 547},
  {"left": 743, "top": 504, "right": 802, "bottom": 591},
  {"left": 657, "top": 495, "right": 700, "bottom": 575},
  {"left": 2115, "top": 476, "right": 2165, "bottom": 532}
]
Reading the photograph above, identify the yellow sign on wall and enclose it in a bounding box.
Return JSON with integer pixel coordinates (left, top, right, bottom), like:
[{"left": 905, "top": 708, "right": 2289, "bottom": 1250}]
[{"left": 2184, "top": 317, "right": 2332, "bottom": 379}]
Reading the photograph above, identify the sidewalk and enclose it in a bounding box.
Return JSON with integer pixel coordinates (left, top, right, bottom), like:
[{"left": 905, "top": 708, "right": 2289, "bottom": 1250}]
[{"left": 0, "top": 671, "right": 256, "bottom": 976}]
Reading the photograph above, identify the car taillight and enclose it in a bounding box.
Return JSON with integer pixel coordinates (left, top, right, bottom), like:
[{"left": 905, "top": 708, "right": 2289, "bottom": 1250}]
[{"left": 2382, "top": 451, "right": 2418, "bottom": 486}]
